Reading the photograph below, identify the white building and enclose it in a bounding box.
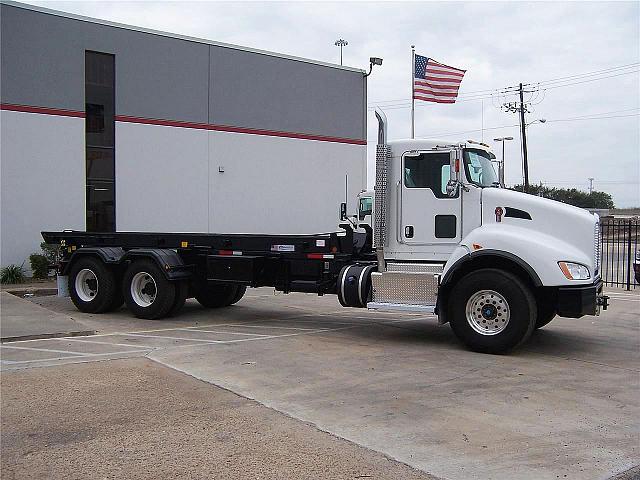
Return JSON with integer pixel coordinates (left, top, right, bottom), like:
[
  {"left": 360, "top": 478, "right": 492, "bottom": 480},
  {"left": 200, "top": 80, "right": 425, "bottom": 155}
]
[{"left": 0, "top": 1, "right": 367, "bottom": 269}]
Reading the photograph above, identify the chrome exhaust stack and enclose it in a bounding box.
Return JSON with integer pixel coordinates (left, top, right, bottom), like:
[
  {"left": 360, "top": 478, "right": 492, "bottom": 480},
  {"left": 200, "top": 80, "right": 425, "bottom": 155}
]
[{"left": 374, "top": 108, "right": 390, "bottom": 272}]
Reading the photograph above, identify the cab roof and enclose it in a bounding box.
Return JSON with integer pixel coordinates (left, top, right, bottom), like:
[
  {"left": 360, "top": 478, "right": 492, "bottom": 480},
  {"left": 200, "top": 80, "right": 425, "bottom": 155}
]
[{"left": 388, "top": 139, "right": 493, "bottom": 155}]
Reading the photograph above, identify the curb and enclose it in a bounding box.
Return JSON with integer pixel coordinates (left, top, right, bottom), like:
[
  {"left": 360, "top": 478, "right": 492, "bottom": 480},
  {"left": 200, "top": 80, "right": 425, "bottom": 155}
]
[
  {"left": 1, "top": 330, "right": 95, "bottom": 343},
  {"left": 6, "top": 288, "right": 58, "bottom": 297}
]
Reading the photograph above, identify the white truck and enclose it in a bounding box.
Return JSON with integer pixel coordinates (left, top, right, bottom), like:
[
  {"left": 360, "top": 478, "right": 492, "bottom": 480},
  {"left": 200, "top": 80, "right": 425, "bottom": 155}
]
[{"left": 43, "top": 108, "right": 608, "bottom": 354}]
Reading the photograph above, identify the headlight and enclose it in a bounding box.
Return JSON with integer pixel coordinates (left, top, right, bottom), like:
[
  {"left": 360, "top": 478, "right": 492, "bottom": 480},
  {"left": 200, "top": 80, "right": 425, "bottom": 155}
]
[{"left": 558, "top": 262, "right": 590, "bottom": 280}]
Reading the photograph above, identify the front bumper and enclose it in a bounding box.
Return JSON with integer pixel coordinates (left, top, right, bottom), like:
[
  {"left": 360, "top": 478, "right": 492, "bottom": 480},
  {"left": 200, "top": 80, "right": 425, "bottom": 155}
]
[{"left": 556, "top": 279, "right": 608, "bottom": 318}]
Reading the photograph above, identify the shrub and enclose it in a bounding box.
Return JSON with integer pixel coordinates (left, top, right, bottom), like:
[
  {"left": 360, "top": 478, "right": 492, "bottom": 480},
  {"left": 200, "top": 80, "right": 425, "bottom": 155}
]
[
  {"left": 1, "top": 263, "right": 26, "bottom": 284},
  {"left": 40, "top": 242, "right": 61, "bottom": 263},
  {"left": 29, "top": 253, "right": 50, "bottom": 279}
]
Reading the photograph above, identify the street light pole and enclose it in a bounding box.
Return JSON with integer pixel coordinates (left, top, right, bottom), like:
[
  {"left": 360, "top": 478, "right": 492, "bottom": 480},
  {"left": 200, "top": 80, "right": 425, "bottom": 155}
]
[
  {"left": 493, "top": 136, "right": 514, "bottom": 187},
  {"left": 522, "top": 117, "right": 546, "bottom": 191},
  {"left": 334, "top": 39, "right": 348, "bottom": 65}
]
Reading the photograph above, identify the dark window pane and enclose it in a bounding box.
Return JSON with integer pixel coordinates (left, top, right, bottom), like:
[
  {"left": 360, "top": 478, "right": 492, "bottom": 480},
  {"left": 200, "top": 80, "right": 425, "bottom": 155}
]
[
  {"left": 86, "top": 103, "right": 105, "bottom": 134},
  {"left": 86, "top": 51, "right": 115, "bottom": 231},
  {"left": 86, "top": 51, "right": 114, "bottom": 87},
  {"left": 404, "top": 153, "right": 455, "bottom": 199},
  {"left": 86, "top": 148, "right": 114, "bottom": 182},
  {"left": 86, "top": 181, "right": 115, "bottom": 232}
]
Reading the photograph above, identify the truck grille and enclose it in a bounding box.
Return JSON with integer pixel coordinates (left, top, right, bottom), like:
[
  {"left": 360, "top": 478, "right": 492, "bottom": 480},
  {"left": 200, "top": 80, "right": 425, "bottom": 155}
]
[{"left": 594, "top": 221, "right": 601, "bottom": 276}]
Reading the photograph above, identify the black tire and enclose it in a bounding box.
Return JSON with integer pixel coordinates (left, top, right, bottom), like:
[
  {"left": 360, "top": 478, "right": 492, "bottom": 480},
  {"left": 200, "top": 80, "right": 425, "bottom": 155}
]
[
  {"left": 448, "top": 268, "right": 536, "bottom": 354},
  {"left": 123, "top": 260, "right": 176, "bottom": 319},
  {"left": 68, "top": 256, "right": 119, "bottom": 314},
  {"left": 195, "top": 283, "right": 239, "bottom": 308},
  {"left": 535, "top": 298, "right": 556, "bottom": 329},
  {"left": 228, "top": 285, "right": 247, "bottom": 305},
  {"left": 168, "top": 280, "right": 189, "bottom": 317}
]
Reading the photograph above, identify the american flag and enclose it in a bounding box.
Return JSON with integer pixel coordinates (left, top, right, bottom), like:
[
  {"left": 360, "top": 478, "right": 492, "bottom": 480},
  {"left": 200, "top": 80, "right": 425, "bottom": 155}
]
[{"left": 414, "top": 54, "right": 466, "bottom": 104}]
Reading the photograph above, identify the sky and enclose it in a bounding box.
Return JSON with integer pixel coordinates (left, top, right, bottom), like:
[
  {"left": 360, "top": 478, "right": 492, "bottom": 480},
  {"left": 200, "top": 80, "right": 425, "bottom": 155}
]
[{"left": 27, "top": 0, "right": 640, "bottom": 207}]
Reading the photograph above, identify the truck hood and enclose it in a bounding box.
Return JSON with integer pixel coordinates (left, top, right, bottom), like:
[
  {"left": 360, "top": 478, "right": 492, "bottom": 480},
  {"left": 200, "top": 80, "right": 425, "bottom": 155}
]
[{"left": 481, "top": 188, "right": 599, "bottom": 276}]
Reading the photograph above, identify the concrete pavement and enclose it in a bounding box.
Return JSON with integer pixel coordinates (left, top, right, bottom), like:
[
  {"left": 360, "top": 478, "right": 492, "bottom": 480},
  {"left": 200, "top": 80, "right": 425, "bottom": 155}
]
[
  {"left": 2, "top": 358, "right": 433, "bottom": 480},
  {"left": 2, "top": 288, "right": 638, "bottom": 479},
  {"left": 0, "top": 292, "right": 93, "bottom": 341}
]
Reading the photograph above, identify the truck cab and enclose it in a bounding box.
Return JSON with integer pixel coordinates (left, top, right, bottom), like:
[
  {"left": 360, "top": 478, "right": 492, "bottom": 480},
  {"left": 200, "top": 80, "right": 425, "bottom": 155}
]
[
  {"left": 362, "top": 108, "right": 607, "bottom": 352},
  {"left": 356, "top": 190, "right": 374, "bottom": 231}
]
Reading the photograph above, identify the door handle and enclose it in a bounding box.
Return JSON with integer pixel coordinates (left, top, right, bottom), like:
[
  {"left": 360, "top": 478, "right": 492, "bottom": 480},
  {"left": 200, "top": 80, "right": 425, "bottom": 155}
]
[{"left": 404, "top": 225, "right": 414, "bottom": 238}]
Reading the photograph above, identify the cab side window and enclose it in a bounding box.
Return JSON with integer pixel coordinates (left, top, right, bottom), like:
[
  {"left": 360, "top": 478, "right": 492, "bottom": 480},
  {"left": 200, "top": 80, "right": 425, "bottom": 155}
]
[
  {"left": 359, "top": 197, "right": 372, "bottom": 220},
  {"left": 404, "top": 153, "right": 457, "bottom": 198}
]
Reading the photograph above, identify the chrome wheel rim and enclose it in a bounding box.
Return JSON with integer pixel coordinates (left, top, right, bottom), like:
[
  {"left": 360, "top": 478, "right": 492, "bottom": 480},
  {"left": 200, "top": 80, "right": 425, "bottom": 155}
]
[
  {"left": 465, "top": 289, "right": 510, "bottom": 335},
  {"left": 130, "top": 272, "right": 157, "bottom": 308},
  {"left": 75, "top": 269, "right": 98, "bottom": 302}
]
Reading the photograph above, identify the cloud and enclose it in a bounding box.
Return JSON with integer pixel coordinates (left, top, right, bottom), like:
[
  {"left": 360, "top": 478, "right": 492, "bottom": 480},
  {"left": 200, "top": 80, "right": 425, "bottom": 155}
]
[{"left": 28, "top": 0, "right": 640, "bottom": 206}]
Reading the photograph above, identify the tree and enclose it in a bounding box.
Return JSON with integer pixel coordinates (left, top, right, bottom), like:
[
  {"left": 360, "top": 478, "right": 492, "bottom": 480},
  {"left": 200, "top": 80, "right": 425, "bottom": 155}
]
[{"left": 511, "top": 184, "right": 615, "bottom": 209}]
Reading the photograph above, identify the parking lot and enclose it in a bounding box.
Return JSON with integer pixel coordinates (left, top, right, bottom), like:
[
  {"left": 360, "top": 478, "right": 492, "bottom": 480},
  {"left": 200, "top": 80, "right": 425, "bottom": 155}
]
[{"left": 2, "top": 288, "right": 639, "bottom": 480}]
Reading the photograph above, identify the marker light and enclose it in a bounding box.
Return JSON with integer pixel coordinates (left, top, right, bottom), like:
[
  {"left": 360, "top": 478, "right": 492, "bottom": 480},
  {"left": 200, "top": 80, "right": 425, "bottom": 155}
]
[{"left": 558, "top": 262, "right": 590, "bottom": 280}]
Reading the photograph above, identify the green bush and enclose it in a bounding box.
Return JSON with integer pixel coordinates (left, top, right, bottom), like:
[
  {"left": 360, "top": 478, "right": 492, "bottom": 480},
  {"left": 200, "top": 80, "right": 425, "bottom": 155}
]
[
  {"left": 40, "top": 242, "right": 61, "bottom": 263},
  {"left": 1, "top": 263, "right": 26, "bottom": 284},
  {"left": 29, "top": 253, "right": 50, "bottom": 279}
]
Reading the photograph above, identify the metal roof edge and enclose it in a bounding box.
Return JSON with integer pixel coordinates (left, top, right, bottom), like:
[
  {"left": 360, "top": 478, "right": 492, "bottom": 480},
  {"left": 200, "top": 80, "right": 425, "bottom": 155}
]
[{"left": 1, "top": 0, "right": 367, "bottom": 74}]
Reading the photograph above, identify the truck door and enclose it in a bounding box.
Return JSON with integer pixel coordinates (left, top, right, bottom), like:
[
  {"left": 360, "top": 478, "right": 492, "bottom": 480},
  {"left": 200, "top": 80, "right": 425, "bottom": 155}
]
[{"left": 401, "top": 151, "right": 461, "bottom": 245}]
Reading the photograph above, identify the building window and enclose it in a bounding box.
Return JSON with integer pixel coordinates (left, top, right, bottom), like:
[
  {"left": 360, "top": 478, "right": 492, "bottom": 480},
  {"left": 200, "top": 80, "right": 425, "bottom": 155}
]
[{"left": 85, "top": 51, "right": 115, "bottom": 232}]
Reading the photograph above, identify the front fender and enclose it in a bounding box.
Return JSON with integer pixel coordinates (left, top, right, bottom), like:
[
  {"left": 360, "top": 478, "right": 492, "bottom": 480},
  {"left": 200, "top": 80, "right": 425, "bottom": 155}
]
[{"left": 443, "top": 224, "right": 593, "bottom": 287}]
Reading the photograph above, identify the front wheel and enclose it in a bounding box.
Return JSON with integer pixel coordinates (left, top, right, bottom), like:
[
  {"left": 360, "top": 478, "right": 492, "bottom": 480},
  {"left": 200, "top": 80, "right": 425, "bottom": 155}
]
[{"left": 448, "top": 269, "right": 536, "bottom": 354}]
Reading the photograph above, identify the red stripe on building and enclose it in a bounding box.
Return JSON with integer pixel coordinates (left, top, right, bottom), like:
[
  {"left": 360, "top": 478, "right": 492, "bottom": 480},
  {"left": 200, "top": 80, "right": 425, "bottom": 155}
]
[
  {"left": 2, "top": 103, "right": 365, "bottom": 146},
  {"left": 116, "top": 114, "right": 366, "bottom": 145},
  {"left": 0, "top": 103, "right": 85, "bottom": 118},
  {"left": 115, "top": 114, "right": 210, "bottom": 130}
]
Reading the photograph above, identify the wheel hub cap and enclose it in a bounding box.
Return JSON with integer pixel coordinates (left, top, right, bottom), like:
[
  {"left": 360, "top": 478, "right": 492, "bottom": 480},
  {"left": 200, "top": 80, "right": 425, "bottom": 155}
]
[
  {"left": 75, "top": 269, "right": 98, "bottom": 302},
  {"left": 131, "top": 272, "right": 157, "bottom": 308},
  {"left": 465, "top": 289, "right": 510, "bottom": 335}
]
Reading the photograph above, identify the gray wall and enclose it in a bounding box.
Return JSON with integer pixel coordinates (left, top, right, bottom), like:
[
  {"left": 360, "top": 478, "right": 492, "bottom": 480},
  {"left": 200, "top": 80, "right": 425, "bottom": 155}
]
[
  {"left": 1, "top": 3, "right": 366, "bottom": 139},
  {"left": 209, "top": 47, "right": 366, "bottom": 139},
  {"left": 1, "top": 4, "right": 210, "bottom": 123}
]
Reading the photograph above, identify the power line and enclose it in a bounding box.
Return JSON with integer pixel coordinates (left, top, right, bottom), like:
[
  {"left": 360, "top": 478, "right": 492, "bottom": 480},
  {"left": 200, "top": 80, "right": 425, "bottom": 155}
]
[
  {"left": 368, "top": 63, "right": 640, "bottom": 109},
  {"left": 540, "top": 69, "right": 639, "bottom": 90},
  {"left": 545, "top": 113, "right": 639, "bottom": 123},
  {"left": 410, "top": 109, "right": 639, "bottom": 139},
  {"left": 534, "top": 63, "right": 639, "bottom": 86}
]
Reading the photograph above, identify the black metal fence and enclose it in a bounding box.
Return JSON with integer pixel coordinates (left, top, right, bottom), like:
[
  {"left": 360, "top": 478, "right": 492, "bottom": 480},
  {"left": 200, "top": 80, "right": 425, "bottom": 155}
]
[{"left": 599, "top": 218, "right": 639, "bottom": 290}]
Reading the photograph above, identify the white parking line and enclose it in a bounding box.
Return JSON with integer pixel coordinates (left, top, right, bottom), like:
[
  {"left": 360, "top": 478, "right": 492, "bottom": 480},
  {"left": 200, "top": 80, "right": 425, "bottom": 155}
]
[
  {"left": 0, "top": 345, "right": 147, "bottom": 359},
  {"left": 216, "top": 324, "right": 323, "bottom": 331},
  {"left": 1, "top": 344, "right": 101, "bottom": 357},
  {"left": 2, "top": 350, "right": 147, "bottom": 365},
  {"left": 177, "top": 328, "right": 270, "bottom": 337},
  {"left": 63, "top": 338, "right": 156, "bottom": 349},
  {"left": 124, "top": 333, "right": 225, "bottom": 344},
  {"left": 0, "top": 318, "right": 361, "bottom": 368}
]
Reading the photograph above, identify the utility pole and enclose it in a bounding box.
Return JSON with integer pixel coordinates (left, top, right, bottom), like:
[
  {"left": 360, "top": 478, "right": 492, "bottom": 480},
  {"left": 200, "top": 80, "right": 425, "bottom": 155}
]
[
  {"left": 519, "top": 83, "right": 529, "bottom": 192},
  {"left": 501, "top": 83, "right": 540, "bottom": 193},
  {"left": 588, "top": 177, "right": 594, "bottom": 195}
]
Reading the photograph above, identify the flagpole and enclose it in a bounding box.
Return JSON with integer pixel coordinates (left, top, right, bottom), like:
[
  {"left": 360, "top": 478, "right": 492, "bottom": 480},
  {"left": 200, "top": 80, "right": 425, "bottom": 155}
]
[{"left": 411, "top": 45, "right": 415, "bottom": 139}]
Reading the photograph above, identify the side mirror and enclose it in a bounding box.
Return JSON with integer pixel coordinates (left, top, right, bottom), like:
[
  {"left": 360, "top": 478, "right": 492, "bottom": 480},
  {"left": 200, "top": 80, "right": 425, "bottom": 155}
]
[
  {"left": 339, "top": 202, "right": 347, "bottom": 221},
  {"left": 446, "top": 180, "right": 459, "bottom": 197},
  {"left": 450, "top": 153, "right": 460, "bottom": 183}
]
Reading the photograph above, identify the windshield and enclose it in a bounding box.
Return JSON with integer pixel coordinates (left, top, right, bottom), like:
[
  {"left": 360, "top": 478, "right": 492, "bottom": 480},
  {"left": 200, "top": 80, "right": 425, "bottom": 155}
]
[{"left": 463, "top": 149, "right": 499, "bottom": 187}]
